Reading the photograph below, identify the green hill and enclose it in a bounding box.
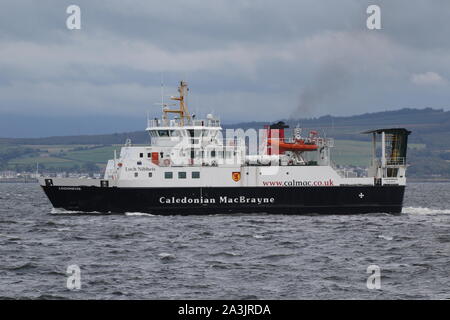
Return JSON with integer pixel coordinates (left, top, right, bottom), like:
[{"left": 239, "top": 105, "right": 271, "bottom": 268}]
[{"left": 1, "top": 108, "right": 449, "bottom": 178}]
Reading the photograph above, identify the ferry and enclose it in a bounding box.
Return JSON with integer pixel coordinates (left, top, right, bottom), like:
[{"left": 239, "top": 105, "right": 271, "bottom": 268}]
[{"left": 39, "top": 81, "right": 411, "bottom": 215}]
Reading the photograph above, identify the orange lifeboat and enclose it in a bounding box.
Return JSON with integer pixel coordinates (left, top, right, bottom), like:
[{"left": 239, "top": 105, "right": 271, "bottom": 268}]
[{"left": 268, "top": 139, "right": 318, "bottom": 152}]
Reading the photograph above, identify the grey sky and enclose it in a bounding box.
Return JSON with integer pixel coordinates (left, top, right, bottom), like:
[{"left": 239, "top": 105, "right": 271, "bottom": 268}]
[{"left": 1, "top": 0, "right": 450, "bottom": 132}]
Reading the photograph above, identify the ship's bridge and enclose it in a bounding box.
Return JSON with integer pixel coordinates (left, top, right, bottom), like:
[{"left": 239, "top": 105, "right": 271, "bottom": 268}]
[
  {"left": 146, "top": 114, "right": 222, "bottom": 148},
  {"left": 142, "top": 81, "right": 245, "bottom": 167},
  {"left": 146, "top": 80, "right": 223, "bottom": 148}
]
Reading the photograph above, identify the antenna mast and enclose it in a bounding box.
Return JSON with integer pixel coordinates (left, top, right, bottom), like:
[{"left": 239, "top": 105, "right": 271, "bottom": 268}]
[
  {"left": 164, "top": 80, "right": 191, "bottom": 126},
  {"left": 161, "top": 74, "right": 165, "bottom": 109}
]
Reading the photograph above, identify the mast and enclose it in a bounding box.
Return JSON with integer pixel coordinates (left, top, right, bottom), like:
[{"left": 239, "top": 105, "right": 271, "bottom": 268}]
[{"left": 164, "top": 80, "right": 191, "bottom": 126}]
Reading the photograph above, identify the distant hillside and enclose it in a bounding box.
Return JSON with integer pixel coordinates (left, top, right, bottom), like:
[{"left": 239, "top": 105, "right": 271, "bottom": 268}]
[
  {"left": 1, "top": 108, "right": 450, "bottom": 178},
  {"left": 1, "top": 108, "right": 450, "bottom": 146},
  {"left": 230, "top": 108, "right": 450, "bottom": 146},
  {"left": 0, "top": 131, "right": 148, "bottom": 146}
]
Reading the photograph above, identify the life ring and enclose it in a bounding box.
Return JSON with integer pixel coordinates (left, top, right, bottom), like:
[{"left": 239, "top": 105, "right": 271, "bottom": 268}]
[{"left": 163, "top": 159, "right": 171, "bottom": 166}]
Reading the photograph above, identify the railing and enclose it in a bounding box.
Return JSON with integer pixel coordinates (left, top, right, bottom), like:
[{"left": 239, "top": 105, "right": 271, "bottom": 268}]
[
  {"left": 386, "top": 157, "right": 406, "bottom": 166},
  {"left": 270, "top": 137, "right": 334, "bottom": 147},
  {"left": 147, "top": 118, "right": 221, "bottom": 128}
]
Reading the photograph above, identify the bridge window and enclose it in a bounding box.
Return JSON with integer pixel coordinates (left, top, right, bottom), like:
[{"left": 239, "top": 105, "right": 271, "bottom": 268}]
[
  {"left": 169, "top": 130, "right": 181, "bottom": 137},
  {"left": 188, "top": 129, "right": 202, "bottom": 138},
  {"left": 192, "top": 171, "right": 200, "bottom": 179},
  {"left": 387, "top": 168, "right": 399, "bottom": 177},
  {"left": 178, "top": 172, "right": 187, "bottom": 179},
  {"left": 164, "top": 172, "right": 173, "bottom": 179},
  {"left": 158, "top": 130, "right": 169, "bottom": 137},
  {"left": 139, "top": 153, "right": 143, "bottom": 158}
]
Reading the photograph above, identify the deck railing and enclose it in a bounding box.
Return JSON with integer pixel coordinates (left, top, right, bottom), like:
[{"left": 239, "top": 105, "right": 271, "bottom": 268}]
[
  {"left": 386, "top": 157, "right": 406, "bottom": 166},
  {"left": 147, "top": 118, "right": 221, "bottom": 128}
]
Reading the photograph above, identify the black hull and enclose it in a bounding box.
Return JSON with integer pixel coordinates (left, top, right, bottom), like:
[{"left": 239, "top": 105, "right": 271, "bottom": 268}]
[{"left": 41, "top": 185, "right": 405, "bottom": 215}]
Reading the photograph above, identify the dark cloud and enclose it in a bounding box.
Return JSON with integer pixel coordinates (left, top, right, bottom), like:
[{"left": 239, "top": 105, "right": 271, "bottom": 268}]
[
  {"left": 0, "top": 0, "right": 449, "bottom": 132},
  {"left": 291, "top": 62, "right": 355, "bottom": 118}
]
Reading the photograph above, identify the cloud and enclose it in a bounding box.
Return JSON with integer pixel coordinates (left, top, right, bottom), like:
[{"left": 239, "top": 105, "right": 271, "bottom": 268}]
[
  {"left": 1, "top": 0, "right": 450, "bottom": 128},
  {"left": 411, "top": 72, "right": 448, "bottom": 86}
]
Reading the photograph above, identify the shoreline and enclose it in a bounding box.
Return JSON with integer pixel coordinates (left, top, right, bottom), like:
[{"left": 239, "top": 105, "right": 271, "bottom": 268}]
[
  {"left": 0, "top": 179, "right": 38, "bottom": 183},
  {"left": 407, "top": 178, "right": 450, "bottom": 183},
  {"left": 1, "top": 178, "right": 450, "bottom": 184}
]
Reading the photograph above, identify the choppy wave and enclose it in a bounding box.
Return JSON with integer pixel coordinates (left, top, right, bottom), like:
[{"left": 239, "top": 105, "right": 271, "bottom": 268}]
[
  {"left": 5, "top": 262, "right": 37, "bottom": 271},
  {"left": 158, "top": 252, "right": 176, "bottom": 260},
  {"left": 402, "top": 206, "right": 450, "bottom": 215},
  {"left": 2, "top": 182, "right": 450, "bottom": 299},
  {"left": 125, "top": 212, "right": 154, "bottom": 217}
]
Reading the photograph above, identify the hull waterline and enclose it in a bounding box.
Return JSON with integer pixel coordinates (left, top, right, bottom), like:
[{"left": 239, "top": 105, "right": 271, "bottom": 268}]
[{"left": 41, "top": 185, "right": 405, "bottom": 215}]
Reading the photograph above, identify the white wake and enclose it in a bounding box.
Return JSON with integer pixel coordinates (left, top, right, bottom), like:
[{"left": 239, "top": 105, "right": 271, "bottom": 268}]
[
  {"left": 125, "top": 212, "right": 154, "bottom": 217},
  {"left": 50, "top": 208, "right": 102, "bottom": 215},
  {"left": 402, "top": 206, "right": 450, "bottom": 215}
]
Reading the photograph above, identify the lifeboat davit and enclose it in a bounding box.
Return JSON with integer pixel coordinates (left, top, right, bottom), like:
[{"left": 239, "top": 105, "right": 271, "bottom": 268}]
[{"left": 268, "top": 139, "right": 318, "bottom": 152}]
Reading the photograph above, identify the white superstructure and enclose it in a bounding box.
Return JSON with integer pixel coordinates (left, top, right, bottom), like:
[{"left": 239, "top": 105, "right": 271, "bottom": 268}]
[{"left": 45, "top": 81, "right": 407, "bottom": 190}]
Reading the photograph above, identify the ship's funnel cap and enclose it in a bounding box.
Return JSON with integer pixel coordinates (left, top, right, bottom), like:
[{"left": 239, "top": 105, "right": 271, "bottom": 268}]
[
  {"left": 269, "top": 121, "right": 289, "bottom": 129},
  {"left": 362, "top": 128, "right": 411, "bottom": 135}
]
